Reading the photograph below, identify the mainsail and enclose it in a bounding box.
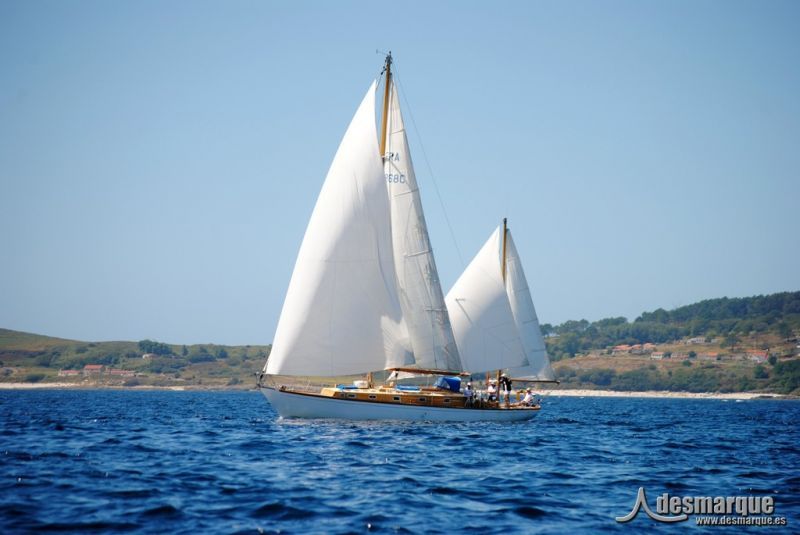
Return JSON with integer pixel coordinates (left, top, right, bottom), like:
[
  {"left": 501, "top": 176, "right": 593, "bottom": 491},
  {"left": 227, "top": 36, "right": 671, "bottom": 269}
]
[
  {"left": 445, "top": 225, "right": 555, "bottom": 380},
  {"left": 384, "top": 80, "right": 461, "bottom": 372},
  {"left": 266, "top": 82, "right": 410, "bottom": 377}
]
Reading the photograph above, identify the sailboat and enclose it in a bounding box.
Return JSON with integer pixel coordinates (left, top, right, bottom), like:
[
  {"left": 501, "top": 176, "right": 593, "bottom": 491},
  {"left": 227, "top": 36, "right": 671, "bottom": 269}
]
[{"left": 259, "top": 55, "right": 556, "bottom": 420}]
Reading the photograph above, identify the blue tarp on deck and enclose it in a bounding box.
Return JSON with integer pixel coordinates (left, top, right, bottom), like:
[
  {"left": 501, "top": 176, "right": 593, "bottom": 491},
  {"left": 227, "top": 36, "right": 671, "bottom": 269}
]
[{"left": 434, "top": 376, "right": 461, "bottom": 392}]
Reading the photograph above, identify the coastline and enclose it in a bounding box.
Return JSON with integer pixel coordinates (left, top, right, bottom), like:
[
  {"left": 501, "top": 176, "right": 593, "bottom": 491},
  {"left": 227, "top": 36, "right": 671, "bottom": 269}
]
[
  {"left": 0, "top": 382, "right": 84, "bottom": 389},
  {"left": 0, "top": 382, "right": 790, "bottom": 399},
  {"left": 0, "top": 382, "right": 190, "bottom": 391},
  {"left": 538, "top": 389, "right": 786, "bottom": 400}
]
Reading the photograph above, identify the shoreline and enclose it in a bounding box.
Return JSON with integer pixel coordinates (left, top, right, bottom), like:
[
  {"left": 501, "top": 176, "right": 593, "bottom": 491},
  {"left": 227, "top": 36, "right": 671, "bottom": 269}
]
[
  {"left": 538, "top": 389, "right": 786, "bottom": 400},
  {"left": 0, "top": 382, "right": 791, "bottom": 399},
  {"left": 0, "top": 382, "right": 222, "bottom": 391}
]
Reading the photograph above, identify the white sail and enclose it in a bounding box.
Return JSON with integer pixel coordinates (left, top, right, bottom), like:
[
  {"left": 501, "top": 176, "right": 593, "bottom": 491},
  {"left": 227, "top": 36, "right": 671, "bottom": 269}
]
[
  {"left": 385, "top": 80, "right": 462, "bottom": 372},
  {"left": 444, "top": 227, "right": 528, "bottom": 374},
  {"left": 504, "top": 232, "right": 556, "bottom": 381},
  {"left": 266, "top": 82, "right": 410, "bottom": 377}
]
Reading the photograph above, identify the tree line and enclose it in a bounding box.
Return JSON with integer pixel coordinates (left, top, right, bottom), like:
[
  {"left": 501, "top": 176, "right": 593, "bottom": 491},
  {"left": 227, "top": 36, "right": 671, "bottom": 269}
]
[
  {"left": 542, "top": 291, "right": 800, "bottom": 361},
  {"left": 557, "top": 359, "right": 800, "bottom": 394}
]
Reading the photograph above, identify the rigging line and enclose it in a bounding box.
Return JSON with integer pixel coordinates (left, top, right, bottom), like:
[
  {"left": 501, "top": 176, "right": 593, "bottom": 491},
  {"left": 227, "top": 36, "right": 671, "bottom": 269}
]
[{"left": 391, "top": 64, "right": 466, "bottom": 269}]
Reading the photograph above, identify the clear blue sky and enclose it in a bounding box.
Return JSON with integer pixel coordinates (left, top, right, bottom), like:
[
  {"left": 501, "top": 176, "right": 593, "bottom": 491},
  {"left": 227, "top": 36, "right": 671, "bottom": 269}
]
[{"left": 1, "top": 1, "right": 798, "bottom": 345}]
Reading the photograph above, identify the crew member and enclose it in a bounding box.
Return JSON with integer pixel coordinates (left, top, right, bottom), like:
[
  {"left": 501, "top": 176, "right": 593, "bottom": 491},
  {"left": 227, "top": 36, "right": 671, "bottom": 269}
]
[
  {"left": 463, "top": 382, "right": 474, "bottom": 407},
  {"left": 499, "top": 373, "right": 512, "bottom": 408},
  {"left": 487, "top": 380, "right": 497, "bottom": 403}
]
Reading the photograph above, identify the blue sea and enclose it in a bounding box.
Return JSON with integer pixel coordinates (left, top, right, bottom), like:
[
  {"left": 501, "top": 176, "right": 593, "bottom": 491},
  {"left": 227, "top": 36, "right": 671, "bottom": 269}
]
[{"left": 1, "top": 390, "right": 798, "bottom": 533}]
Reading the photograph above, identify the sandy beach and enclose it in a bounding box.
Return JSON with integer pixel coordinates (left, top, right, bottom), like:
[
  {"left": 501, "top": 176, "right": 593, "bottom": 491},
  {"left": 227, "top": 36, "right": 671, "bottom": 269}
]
[
  {"left": 0, "top": 382, "right": 187, "bottom": 391},
  {"left": 0, "top": 382, "right": 82, "bottom": 389},
  {"left": 538, "top": 389, "right": 785, "bottom": 400}
]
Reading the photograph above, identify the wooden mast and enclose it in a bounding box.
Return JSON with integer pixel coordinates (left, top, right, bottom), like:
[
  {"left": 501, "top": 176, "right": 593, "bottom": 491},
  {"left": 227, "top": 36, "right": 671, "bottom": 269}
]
[
  {"left": 499, "top": 217, "right": 509, "bottom": 399},
  {"left": 379, "top": 52, "right": 392, "bottom": 158}
]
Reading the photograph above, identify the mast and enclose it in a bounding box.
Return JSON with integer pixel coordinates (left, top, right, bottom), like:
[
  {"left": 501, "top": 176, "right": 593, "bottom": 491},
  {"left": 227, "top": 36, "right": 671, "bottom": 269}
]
[
  {"left": 379, "top": 52, "right": 392, "bottom": 158},
  {"left": 501, "top": 217, "right": 508, "bottom": 283},
  {"left": 499, "top": 218, "right": 509, "bottom": 394}
]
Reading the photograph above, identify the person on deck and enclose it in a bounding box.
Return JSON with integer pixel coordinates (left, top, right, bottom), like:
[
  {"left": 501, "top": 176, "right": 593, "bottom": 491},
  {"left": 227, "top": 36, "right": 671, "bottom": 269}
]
[
  {"left": 463, "top": 382, "right": 474, "bottom": 407},
  {"left": 517, "top": 388, "right": 534, "bottom": 407},
  {"left": 487, "top": 380, "right": 497, "bottom": 403},
  {"left": 499, "top": 373, "right": 512, "bottom": 408}
]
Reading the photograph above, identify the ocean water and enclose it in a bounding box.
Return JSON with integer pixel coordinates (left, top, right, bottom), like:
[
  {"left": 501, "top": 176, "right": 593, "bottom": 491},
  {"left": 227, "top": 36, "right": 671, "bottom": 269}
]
[{"left": 0, "top": 390, "right": 798, "bottom": 533}]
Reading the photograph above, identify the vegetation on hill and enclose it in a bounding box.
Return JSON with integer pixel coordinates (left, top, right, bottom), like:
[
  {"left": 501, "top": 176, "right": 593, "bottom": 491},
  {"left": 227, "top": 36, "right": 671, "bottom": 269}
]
[
  {"left": 0, "top": 329, "right": 270, "bottom": 388},
  {"left": 542, "top": 291, "right": 800, "bottom": 361},
  {"left": 554, "top": 357, "right": 800, "bottom": 395},
  {"left": 540, "top": 292, "right": 800, "bottom": 395}
]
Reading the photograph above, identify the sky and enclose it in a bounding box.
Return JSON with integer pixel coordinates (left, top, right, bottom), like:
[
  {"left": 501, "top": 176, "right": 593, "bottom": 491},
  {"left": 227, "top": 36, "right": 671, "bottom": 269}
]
[{"left": 1, "top": 1, "right": 798, "bottom": 345}]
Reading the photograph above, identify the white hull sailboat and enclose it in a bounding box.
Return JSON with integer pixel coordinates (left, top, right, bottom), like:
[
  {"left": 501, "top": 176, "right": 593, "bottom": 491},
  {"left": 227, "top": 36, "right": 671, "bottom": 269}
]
[
  {"left": 259, "top": 55, "right": 556, "bottom": 421},
  {"left": 261, "top": 386, "right": 538, "bottom": 422}
]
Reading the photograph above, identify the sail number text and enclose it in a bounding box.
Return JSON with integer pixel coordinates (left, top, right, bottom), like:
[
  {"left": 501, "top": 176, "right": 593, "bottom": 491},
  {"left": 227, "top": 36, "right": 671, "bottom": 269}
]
[{"left": 386, "top": 173, "right": 406, "bottom": 184}]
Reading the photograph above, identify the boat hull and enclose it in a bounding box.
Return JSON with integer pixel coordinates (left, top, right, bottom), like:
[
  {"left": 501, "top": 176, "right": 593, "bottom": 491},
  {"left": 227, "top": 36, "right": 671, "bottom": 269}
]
[{"left": 261, "top": 387, "right": 539, "bottom": 422}]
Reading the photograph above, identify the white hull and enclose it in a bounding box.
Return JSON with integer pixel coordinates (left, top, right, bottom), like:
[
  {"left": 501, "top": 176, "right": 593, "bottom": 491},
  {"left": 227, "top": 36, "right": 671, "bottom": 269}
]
[{"left": 261, "top": 387, "right": 539, "bottom": 422}]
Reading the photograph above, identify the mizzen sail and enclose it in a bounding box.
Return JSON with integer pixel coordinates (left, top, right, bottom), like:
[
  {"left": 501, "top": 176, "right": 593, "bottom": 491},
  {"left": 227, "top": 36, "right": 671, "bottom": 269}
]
[
  {"left": 445, "top": 227, "right": 528, "bottom": 374},
  {"left": 445, "top": 225, "right": 555, "bottom": 379}
]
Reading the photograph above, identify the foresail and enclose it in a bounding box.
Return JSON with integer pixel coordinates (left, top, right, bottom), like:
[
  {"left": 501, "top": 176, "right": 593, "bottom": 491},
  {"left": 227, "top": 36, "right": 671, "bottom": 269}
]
[
  {"left": 444, "top": 227, "right": 528, "bottom": 374},
  {"left": 504, "top": 232, "right": 556, "bottom": 381},
  {"left": 266, "top": 82, "right": 410, "bottom": 377},
  {"left": 385, "top": 80, "right": 462, "bottom": 372}
]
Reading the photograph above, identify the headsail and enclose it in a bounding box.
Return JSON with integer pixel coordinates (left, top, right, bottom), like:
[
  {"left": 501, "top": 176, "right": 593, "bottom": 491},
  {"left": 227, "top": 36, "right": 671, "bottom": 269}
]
[
  {"left": 445, "top": 225, "right": 555, "bottom": 380},
  {"left": 384, "top": 79, "right": 462, "bottom": 372},
  {"left": 266, "top": 82, "right": 410, "bottom": 377}
]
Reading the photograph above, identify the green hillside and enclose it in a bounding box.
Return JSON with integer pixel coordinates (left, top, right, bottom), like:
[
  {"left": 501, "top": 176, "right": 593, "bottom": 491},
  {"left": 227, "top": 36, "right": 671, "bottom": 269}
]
[
  {"left": 0, "top": 329, "right": 270, "bottom": 389},
  {"left": 543, "top": 291, "right": 800, "bottom": 395},
  {"left": 0, "top": 329, "right": 77, "bottom": 351},
  {"left": 543, "top": 291, "right": 800, "bottom": 360}
]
